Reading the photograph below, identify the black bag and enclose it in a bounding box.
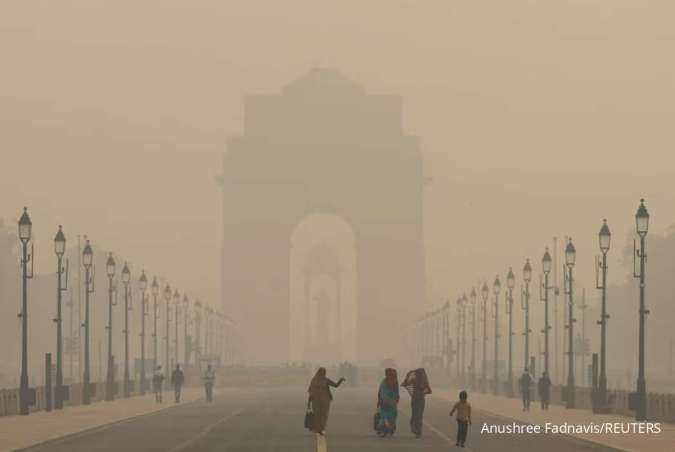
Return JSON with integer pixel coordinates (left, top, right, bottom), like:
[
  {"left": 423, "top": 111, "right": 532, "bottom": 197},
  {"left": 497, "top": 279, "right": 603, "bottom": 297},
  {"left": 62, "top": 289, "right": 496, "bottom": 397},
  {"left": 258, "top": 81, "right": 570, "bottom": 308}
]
[
  {"left": 304, "top": 398, "right": 314, "bottom": 430},
  {"left": 373, "top": 411, "right": 381, "bottom": 432}
]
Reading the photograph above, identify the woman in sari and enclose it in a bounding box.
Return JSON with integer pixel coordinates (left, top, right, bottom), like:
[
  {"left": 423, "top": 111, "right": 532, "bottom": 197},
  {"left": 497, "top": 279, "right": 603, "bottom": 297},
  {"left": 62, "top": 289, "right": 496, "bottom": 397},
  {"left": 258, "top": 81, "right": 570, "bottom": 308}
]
[
  {"left": 376, "top": 368, "right": 400, "bottom": 437},
  {"left": 401, "top": 368, "right": 432, "bottom": 438},
  {"left": 307, "top": 367, "right": 345, "bottom": 435}
]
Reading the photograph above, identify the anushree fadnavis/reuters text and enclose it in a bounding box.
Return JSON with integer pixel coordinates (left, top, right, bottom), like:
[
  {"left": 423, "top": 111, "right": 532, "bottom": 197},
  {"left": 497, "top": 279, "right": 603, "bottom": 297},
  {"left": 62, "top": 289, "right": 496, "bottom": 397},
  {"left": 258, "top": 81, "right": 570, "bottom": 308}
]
[{"left": 480, "top": 422, "right": 662, "bottom": 435}]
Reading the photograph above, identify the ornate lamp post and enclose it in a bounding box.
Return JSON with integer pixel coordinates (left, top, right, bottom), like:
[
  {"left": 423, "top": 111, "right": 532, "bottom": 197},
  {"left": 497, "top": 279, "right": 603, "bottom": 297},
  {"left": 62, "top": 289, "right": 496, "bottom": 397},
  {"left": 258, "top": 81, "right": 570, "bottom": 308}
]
[
  {"left": 104, "top": 253, "right": 117, "bottom": 401},
  {"left": 506, "top": 268, "right": 516, "bottom": 396},
  {"left": 460, "top": 294, "right": 467, "bottom": 385},
  {"left": 173, "top": 289, "right": 180, "bottom": 366},
  {"left": 541, "top": 248, "right": 553, "bottom": 375},
  {"left": 596, "top": 219, "right": 611, "bottom": 410},
  {"left": 82, "top": 240, "right": 94, "bottom": 405},
  {"left": 633, "top": 199, "right": 649, "bottom": 421},
  {"left": 481, "top": 282, "right": 489, "bottom": 391},
  {"left": 163, "top": 284, "right": 172, "bottom": 378},
  {"left": 564, "top": 239, "right": 577, "bottom": 408},
  {"left": 470, "top": 288, "right": 477, "bottom": 389},
  {"left": 455, "top": 299, "right": 462, "bottom": 382},
  {"left": 194, "top": 300, "right": 202, "bottom": 365},
  {"left": 139, "top": 271, "right": 148, "bottom": 395},
  {"left": 54, "top": 225, "right": 68, "bottom": 409},
  {"left": 522, "top": 260, "right": 532, "bottom": 371},
  {"left": 121, "top": 263, "right": 131, "bottom": 397},
  {"left": 183, "top": 295, "right": 190, "bottom": 365},
  {"left": 18, "top": 208, "right": 33, "bottom": 415},
  {"left": 151, "top": 278, "right": 159, "bottom": 370},
  {"left": 492, "top": 276, "right": 501, "bottom": 394}
]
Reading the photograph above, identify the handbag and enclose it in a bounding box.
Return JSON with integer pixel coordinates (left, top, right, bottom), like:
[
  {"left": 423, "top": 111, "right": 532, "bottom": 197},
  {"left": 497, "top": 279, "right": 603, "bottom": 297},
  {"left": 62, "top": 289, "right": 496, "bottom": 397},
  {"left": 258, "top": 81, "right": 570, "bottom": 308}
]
[
  {"left": 304, "top": 398, "right": 314, "bottom": 430},
  {"left": 373, "top": 411, "right": 381, "bottom": 432}
]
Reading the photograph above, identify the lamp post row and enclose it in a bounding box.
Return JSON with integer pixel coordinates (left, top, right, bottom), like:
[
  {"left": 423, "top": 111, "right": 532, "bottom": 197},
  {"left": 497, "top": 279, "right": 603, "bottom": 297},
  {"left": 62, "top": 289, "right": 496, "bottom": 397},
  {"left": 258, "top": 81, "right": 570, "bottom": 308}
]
[
  {"left": 414, "top": 199, "right": 649, "bottom": 421},
  {"left": 14, "top": 208, "right": 228, "bottom": 414}
]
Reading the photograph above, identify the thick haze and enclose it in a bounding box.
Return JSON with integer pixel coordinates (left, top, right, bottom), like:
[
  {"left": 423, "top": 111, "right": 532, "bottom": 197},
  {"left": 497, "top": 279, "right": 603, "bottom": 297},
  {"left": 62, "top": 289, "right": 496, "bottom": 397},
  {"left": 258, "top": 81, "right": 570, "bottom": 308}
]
[{"left": 2, "top": 1, "right": 675, "bottom": 376}]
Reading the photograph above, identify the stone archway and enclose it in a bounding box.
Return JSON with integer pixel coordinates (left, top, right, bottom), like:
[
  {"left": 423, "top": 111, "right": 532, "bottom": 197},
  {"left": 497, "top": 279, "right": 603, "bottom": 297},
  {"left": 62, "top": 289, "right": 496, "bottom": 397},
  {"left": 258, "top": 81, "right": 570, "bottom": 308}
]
[
  {"left": 221, "top": 68, "right": 424, "bottom": 364},
  {"left": 289, "top": 213, "right": 357, "bottom": 364}
]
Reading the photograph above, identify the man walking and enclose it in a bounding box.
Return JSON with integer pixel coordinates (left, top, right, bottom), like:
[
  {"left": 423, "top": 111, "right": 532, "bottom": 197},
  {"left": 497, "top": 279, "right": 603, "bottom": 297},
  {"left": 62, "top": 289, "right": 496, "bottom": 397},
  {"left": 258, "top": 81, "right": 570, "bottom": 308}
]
[
  {"left": 171, "top": 364, "right": 185, "bottom": 403},
  {"left": 519, "top": 368, "right": 533, "bottom": 411},
  {"left": 203, "top": 364, "right": 216, "bottom": 402},
  {"left": 538, "top": 371, "right": 551, "bottom": 410},
  {"left": 152, "top": 366, "right": 164, "bottom": 403}
]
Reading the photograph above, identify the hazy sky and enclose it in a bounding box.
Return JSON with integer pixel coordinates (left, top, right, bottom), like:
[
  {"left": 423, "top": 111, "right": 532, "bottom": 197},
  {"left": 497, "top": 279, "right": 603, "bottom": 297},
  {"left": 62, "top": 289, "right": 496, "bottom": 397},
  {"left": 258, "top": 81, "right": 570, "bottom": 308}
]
[{"left": 2, "top": 0, "right": 675, "bottom": 310}]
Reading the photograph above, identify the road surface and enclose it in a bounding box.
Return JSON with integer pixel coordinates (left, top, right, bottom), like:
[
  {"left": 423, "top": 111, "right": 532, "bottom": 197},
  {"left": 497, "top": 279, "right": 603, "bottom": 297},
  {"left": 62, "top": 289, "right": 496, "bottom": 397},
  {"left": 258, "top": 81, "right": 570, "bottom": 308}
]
[{"left": 20, "top": 387, "right": 617, "bottom": 452}]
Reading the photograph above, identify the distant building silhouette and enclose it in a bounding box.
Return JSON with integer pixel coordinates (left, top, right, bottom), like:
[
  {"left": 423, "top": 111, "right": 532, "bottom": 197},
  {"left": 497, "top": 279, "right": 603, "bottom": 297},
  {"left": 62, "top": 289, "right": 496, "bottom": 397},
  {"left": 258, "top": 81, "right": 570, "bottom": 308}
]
[{"left": 221, "top": 68, "right": 424, "bottom": 364}]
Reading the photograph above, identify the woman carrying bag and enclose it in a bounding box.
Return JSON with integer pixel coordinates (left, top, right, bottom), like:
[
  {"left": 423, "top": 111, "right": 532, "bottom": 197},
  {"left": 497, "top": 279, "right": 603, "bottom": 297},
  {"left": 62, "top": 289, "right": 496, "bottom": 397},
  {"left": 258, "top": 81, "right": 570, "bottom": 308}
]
[{"left": 306, "top": 368, "right": 345, "bottom": 435}]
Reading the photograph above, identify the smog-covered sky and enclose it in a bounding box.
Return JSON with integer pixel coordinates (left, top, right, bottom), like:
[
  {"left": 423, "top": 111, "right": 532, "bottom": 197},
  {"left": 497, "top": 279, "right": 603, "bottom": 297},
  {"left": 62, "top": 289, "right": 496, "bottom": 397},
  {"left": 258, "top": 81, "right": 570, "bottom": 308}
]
[{"left": 2, "top": 0, "right": 675, "bottom": 310}]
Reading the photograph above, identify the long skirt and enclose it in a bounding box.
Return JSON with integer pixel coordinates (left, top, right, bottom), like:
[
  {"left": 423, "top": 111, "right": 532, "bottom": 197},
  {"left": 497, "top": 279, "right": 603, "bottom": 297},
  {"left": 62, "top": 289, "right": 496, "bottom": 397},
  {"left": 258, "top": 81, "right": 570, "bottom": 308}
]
[
  {"left": 378, "top": 405, "right": 398, "bottom": 435},
  {"left": 311, "top": 397, "right": 331, "bottom": 433},
  {"left": 410, "top": 395, "right": 425, "bottom": 435}
]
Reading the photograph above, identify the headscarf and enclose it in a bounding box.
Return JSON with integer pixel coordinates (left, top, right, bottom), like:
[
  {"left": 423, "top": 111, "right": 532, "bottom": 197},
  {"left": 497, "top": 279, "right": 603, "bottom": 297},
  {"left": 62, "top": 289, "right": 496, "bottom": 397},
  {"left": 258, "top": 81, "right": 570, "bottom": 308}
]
[
  {"left": 308, "top": 367, "right": 327, "bottom": 395},
  {"left": 384, "top": 368, "right": 398, "bottom": 389}
]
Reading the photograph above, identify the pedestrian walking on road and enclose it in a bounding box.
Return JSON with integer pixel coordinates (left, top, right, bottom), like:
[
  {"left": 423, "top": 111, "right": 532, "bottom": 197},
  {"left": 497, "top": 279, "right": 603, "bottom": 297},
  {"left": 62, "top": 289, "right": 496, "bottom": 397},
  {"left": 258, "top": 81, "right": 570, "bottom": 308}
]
[
  {"left": 376, "top": 368, "right": 400, "bottom": 437},
  {"left": 519, "top": 368, "right": 533, "bottom": 411},
  {"left": 538, "top": 371, "right": 551, "bottom": 410},
  {"left": 152, "top": 366, "right": 164, "bottom": 403},
  {"left": 449, "top": 390, "right": 472, "bottom": 448},
  {"left": 307, "top": 367, "right": 345, "bottom": 435},
  {"left": 401, "top": 368, "right": 432, "bottom": 438},
  {"left": 171, "top": 364, "right": 185, "bottom": 403},
  {"left": 203, "top": 364, "right": 216, "bottom": 402}
]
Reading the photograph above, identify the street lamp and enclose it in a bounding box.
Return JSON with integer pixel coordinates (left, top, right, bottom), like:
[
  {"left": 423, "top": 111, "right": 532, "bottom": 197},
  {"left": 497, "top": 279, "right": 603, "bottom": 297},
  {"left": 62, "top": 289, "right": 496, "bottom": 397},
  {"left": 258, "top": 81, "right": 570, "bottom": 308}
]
[
  {"left": 164, "top": 284, "right": 172, "bottom": 378},
  {"left": 470, "top": 288, "right": 477, "bottom": 389},
  {"left": 183, "top": 295, "right": 190, "bottom": 365},
  {"left": 54, "top": 225, "right": 69, "bottom": 409},
  {"left": 522, "top": 259, "right": 532, "bottom": 374},
  {"left": 18, "top": 208, "right": 33, "bottom": 415},
  {"left": 455, "top": 298, "right": 462, "bottom": 382},
  {"left": 173, "top": 289, "right": 180, "bottom": 367},
  {"left": 460, "top": 294, "right": 467, "bottom": 385},
  {"left": 481, "top": 282, "right": 489, "bottom": 392},
  {"left": 564, "top": 239, "right": 577, "bottom": 408},
  {"left": 139, "top": 271, "right": 148, "bottom": 395},
  {"left": 595, "top": 219, "right": 611, "bottom": 411},
  {"left": 105, "top": 253, "right": 116, "bottom": 401},
  {"left": 541, "top": 248, "right": 552, "bottom": 376},
  {"left": 633, "top": 199, "right": 649, "bottom": 421},
  {"left": 493, "top": 276, "right": 501, "bottom": 395},
  {"left": 194, "top": 300, "right": 202, "bottom": 365},
  {"left": 506, "top": 268, "right": 516, "bottom": 396},
  {"left": 82, "top": 240, "right": 94, "bottom": 405},
  {"left": 121, "top": 263, "right": 131, "bottom": 397},
  {"left": 151, "top": 277, "right": 160, "bottom": 371}
]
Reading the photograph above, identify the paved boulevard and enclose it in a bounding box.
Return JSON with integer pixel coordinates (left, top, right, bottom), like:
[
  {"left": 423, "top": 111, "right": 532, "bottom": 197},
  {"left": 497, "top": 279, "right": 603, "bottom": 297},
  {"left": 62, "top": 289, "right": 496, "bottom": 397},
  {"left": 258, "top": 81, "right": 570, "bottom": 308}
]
[{"left": 20, "top": 388, "right": 617, "bottom": 452}]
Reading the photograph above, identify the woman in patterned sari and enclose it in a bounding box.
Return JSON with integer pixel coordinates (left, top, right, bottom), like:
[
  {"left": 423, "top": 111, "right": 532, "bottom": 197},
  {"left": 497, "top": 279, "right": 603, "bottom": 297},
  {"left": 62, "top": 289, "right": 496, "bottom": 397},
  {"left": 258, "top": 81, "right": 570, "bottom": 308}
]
[{"left": 376, "top": 368, "right": 400, "bottom": 437}]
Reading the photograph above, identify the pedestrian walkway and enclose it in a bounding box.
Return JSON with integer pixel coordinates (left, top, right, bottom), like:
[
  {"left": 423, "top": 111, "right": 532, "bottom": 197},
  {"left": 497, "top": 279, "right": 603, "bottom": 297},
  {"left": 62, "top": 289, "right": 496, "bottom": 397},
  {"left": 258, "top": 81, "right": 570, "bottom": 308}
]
[
  {"left": 0, "top": 387, "right": 214, "bottom": 452},
  {"left": 434, "top": 389, "right": 674, "bottom": 452}
]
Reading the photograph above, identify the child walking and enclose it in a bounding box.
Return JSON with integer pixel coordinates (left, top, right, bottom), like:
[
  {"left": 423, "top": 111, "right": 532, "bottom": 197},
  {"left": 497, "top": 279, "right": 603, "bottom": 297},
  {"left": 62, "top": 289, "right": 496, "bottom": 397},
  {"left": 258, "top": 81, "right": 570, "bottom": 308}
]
[{"left": 449, "top": 390, "right": 472, "bottom": 447}]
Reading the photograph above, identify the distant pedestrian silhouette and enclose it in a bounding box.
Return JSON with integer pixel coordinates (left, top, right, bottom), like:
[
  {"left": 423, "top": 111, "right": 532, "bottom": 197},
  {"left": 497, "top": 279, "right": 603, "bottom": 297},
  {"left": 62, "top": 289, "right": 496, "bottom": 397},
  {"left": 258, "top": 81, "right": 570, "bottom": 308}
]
[
  {"left": 152, "top": 366, "right": 164, "bottom": 403},
  {"left": 171, "top": 364, "right": 185, "bottom": 403},
  {"left": 203, "top": 364, "right": 216, "bottom": 402},
  {"left": 519, "top": 368, "right": 533, "bottom": 411},
  {"left": 538, "top": 371, "right": 551, "bottom": 410}
]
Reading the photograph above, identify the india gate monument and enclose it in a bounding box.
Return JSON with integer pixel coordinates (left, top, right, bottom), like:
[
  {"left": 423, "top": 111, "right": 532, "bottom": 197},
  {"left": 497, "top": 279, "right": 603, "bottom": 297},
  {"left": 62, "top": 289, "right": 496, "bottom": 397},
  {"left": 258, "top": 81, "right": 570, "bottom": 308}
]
[{"left": 221, "top": 69, "right": 424, "bottom": 365}]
